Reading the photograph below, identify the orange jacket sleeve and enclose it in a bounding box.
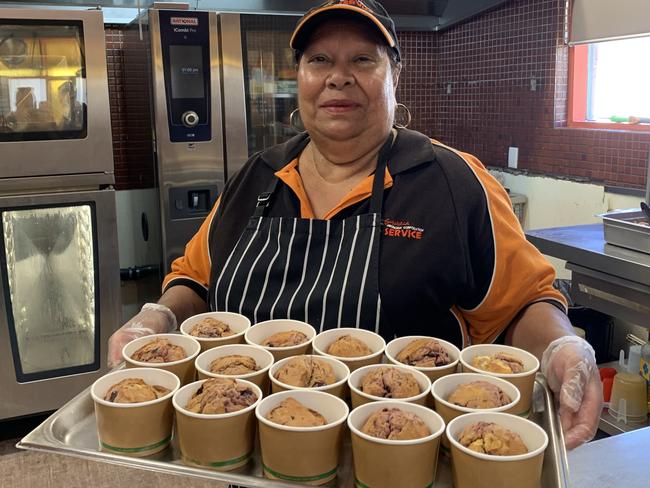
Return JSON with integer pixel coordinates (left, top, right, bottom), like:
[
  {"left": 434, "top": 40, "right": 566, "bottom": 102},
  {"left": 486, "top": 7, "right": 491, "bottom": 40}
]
[
  {"left": 161, "top": 196, "right": 220, "bottom": 300},
  {"left": 454, "top": 150, "right": 568, "bottom": 344}
]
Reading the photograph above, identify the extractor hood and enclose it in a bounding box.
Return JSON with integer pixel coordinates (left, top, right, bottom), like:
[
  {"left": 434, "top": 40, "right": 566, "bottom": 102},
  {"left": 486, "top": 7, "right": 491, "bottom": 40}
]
[{"left": 0, "top": 0, "right": 512, "bottom": 30}]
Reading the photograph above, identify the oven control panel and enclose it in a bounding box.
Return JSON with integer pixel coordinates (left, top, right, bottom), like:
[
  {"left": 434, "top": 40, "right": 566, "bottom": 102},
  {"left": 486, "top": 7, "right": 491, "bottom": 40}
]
[{"left": 159, "top": 10, "right": 211, "bottom": 142}]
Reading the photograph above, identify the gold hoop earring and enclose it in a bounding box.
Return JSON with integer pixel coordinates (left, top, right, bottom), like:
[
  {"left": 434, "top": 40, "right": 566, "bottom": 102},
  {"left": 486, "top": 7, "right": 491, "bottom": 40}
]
[
  {"left": 393, "top": 103, "right": 412, "bottom": 129},
  {"left": 289, "top": 108, "right": 306, "bottom": 134}
]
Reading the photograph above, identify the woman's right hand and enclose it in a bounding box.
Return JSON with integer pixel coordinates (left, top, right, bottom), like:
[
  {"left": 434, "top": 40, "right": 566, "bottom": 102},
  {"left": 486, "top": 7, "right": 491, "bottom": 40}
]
[{"left": 107, "top": 303, "right": 178, "bottom": 369}]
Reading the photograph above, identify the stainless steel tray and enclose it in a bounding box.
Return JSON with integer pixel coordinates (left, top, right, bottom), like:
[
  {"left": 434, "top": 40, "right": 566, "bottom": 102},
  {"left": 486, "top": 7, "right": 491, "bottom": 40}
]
[
  {"left": 600, "top": 209, "right": 650, "bottom": 255},
  {"left": 18, "top": 374, "right": 569, "bottom": 487}
]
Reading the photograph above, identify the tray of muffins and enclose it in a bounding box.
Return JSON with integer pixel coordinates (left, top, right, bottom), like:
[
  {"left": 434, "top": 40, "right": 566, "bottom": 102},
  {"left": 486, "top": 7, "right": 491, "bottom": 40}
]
[{"left": 18, "top": 313, "right": 570, "bottom": 488}]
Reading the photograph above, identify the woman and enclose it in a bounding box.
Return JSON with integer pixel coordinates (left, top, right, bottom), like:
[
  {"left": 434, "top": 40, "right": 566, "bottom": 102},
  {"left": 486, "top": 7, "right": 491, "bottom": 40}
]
[{"left": 108, "top": 0, "right": 601, "bottom": 449}]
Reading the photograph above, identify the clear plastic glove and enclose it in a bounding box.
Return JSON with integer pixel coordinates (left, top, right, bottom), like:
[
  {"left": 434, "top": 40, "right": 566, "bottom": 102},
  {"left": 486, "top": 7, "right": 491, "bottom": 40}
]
[
  {"left": 541, "top": 335, "right": 603, "bottom": 450},
  {"left": 107, "top": 303, "right": 177, "bottom": 369}
]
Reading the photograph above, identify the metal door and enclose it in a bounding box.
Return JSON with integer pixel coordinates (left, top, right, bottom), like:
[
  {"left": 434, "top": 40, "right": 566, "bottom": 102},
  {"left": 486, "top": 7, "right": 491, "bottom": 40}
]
[{"left": 0, "top": 188, "right": 120, "bottom": 420}]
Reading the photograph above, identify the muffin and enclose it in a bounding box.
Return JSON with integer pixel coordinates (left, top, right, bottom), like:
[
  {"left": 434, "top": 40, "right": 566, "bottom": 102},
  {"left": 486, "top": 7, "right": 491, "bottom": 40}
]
[
  {"left": 190, "top": 317, "right": 234, "bottom": 338},
  {"left": 361, "top": 407, "right": 430, "bottom": 440},
  {"left": 274, "top": 356, "right": 336, "bottom": 388},
  {"left": 266, "top": 397, "right": 326, "bottom": 427},
  {"left": 447, "top": 380, "right": 512, "bottom": 409},
  {"left": 185, "top": 378, "right": 258, "bottom": 414},
  {"left": 209, "top": 355, "right": 259, "bottom": 375},
  {"left": 471, "top": 353, "right": 525, "bottom": 374},
  {"left": 395, "top": 338, "right": 451, "bottom": 367},
  {"left": 361, "top": 367, "right": 420, "bottom": 398},
  {"left": 131, "top": 338, "right": 187, "bottom": 363},
  {"left": 104, "top": 378, "right": 170, "bottom": 403},
  {"left": 458, "top": 421, "right": 528, "bottom": 455},
  {"left": 262, "top": 330, "right": 309, "bottom": 347},
  {"left": 327, "top": 335, "right": 373, "bottom": 357}
]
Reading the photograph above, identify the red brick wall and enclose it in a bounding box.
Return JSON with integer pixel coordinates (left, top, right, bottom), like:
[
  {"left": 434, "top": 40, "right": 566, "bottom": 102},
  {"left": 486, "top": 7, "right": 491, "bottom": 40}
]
[
  {"left": 105, "top": 0, "right": 649, "bottom": 191},
  {"left": 396, "top": 0, "right": 650, "bottom": 190},
  {"left": 105, "top": 26, "right": 155, "bottom": 190}
]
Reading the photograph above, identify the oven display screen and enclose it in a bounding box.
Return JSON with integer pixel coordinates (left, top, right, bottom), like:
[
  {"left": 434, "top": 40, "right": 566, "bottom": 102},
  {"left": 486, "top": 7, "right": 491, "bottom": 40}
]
[{"left": 169, "top": 45, "right": 204, "bottom": 99}]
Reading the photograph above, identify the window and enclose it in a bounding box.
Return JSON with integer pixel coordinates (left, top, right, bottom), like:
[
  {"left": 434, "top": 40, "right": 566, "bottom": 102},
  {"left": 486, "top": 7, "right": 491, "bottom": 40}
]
[{"left": 569, "top": 36, "right": 650, "bottom": 132}]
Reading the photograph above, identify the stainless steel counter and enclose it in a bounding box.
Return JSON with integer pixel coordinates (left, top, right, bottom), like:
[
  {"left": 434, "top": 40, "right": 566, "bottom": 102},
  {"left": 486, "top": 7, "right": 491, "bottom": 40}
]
[
  {"left": 526, "top": 224, "right": 650, "bottom": 327},
  {"left": 569, "top": 426, "right": 650, "bottom": 487},
  {"left": 526, "top": 224, "right": 650, "bottom": 286}
]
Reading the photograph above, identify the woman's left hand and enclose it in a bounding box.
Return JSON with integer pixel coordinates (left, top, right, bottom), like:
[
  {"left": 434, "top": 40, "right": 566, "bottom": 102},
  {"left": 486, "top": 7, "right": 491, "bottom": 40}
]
[{"left": 541, "top": 335, "right": 603, "bottom": 449}]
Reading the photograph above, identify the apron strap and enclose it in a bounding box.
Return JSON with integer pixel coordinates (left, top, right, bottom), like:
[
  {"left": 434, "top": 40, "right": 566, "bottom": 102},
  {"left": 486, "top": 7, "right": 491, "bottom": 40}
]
[
  {"left": 253, "top": 178, "right": 278, "bottom": 218},
  {"left": 253, "top": 135, "right": 310, "bottom": 218},
  {"left": 368, "top": 131, "right": 396, "bottom": 216}
]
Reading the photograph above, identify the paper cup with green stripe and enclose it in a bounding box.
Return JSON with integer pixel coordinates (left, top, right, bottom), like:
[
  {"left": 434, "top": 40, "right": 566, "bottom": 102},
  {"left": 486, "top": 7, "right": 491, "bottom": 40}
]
[
  {"left": 123, "top": 333, "right": 201, "bottom": 386},
  {"left": 430, "top": 372, "right": 521, "bottom": 452},
  {"left": 195, "top": 343, "right": 275, "bottom": 394},
  {"left": 384, "top": 336, "right": 460, "bottom": 382},
  {"left": 172, "top": 378, "right": 262, "bottom": 471},
  {"left": 245, "top": 319, "right": 316, "bottom": 362},
  {"left": 91, "top": 367, "right": 179, "bottom": 457},
  {"left": 269, "top": 354, "right": 350, "bottom": 400},
  {"left": 446, "top": 412, "right": 548, "bottom": 488},
  {"left": 348, "top": 364, "right": 431, "bottom": 409},
  {"left": 459, "top": 344, "right": 539, "bottom": 417},
  {"left": 348, "top": 400, "right": 445, "bottom": 488},
  {"left": 256, "top": 390, "right": 349, "bottom": 485},
  {"left": 312, "top": 328, "right": 386, "bottom": 372},
  {"left": 180, "top": 311, "right": 251, "bottom": 352}
]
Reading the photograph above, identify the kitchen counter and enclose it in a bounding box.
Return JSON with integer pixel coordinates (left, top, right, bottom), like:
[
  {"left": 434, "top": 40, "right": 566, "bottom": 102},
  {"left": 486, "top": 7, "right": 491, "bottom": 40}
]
[
  {"left": 569, "top": 426, "right": 650, "bottom": 487},
  {"left": 526, "top": 224, "right": 650, "bottom": 286},
  {"left": 526, "top": 224, "right": 650, "bottom": 327}
]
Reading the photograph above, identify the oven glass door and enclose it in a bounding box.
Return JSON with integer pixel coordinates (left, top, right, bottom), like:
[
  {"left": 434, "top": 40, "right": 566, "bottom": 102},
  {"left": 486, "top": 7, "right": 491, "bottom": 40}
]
[
  {"left": 240, "top": 14, "right": 298, "bottom": 155},
  {"left": 1, "top": 203, "right": 98, "bottom": 382},
  {"left": 0, "top": 20, "right": 87, "bottom": 141}
]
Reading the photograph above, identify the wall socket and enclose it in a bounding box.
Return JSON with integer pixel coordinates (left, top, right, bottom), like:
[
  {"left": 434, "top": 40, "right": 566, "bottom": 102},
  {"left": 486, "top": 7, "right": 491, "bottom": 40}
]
[{"left": 508, "top": 147, "right": 519, "bottom": 169}]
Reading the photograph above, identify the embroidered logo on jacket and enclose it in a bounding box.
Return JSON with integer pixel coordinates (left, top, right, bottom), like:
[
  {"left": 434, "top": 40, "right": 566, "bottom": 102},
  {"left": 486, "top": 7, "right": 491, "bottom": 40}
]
[{"left": 383, "top": 219, "right": 424, "bottom": 240}]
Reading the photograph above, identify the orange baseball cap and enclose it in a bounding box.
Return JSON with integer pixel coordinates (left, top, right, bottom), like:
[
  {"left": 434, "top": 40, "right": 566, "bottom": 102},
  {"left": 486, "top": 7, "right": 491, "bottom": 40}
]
[{"left": 290, "top": 0, "right": 401, "bottom": 63}]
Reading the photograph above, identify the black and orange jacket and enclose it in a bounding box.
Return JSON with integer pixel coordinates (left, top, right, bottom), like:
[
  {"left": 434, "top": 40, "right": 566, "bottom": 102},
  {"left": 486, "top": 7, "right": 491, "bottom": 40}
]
[{"left": 163, "top": 128, "right": 566, "bottom": 347}]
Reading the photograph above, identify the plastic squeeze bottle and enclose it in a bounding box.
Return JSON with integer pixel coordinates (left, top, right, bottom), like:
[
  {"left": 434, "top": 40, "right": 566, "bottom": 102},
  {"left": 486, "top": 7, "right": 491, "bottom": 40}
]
[{"left": 640, "top": 341, "right": 650, "bottom": 413}]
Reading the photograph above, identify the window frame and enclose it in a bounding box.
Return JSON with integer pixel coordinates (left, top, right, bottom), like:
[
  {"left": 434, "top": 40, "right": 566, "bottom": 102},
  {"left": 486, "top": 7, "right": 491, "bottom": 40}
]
[{"left": 568, "top": 43, "right": 650, "bottom": 132}]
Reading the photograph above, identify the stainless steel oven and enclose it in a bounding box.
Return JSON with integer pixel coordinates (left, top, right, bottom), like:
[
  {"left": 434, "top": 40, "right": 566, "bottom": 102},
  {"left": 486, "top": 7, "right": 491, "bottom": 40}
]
[
  {"left": 0, "top": 8, "right": 120, "bottom": 420},
  {"left": 147, "top": 8, "right": 225, "bottom": 272},
  {"left": 0, "top": 8, "right": 113, "bottom": 186},
  {"left": 132, "top": 9, "right": 299, "bottom": 273}
]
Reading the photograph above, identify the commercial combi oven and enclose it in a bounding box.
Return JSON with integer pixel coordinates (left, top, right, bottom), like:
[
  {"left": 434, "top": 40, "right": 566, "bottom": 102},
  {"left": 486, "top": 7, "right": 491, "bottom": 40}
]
[{"left": 0, "top": 8, "right": 120, "bottom": 420}]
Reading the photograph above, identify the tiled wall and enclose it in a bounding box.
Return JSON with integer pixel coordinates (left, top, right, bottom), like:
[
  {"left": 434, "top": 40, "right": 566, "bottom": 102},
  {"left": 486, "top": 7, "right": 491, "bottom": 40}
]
[
  {"left": 105, "top": 0, "right": 649, "bottom": 191},
  {"left": 106, "top": 26, "right": 155, "bottom": 190},
  {"left": 395, "top": 0, "right": 650, "bottom": 190}
]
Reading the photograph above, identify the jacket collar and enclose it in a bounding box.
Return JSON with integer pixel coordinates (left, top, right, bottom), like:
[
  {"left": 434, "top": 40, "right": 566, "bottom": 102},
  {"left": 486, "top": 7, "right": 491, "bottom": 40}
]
[{"left": 259, "top": 128, "right": 436, "bottom": 174}]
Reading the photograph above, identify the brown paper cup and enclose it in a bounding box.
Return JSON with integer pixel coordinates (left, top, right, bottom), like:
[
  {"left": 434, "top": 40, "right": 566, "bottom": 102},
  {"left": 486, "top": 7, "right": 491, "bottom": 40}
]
[
  {"left": 195, "top": 343, "right": 274, "bottom": 394},
  {"left": 446, "top": 411, "right": 548, "bottom": 488},
  {"left": 123, "top": 333, "right": 201, "bottom": 385},
  {"left": 245, "top": 319, "right": 316, "bottom": 362},
  {"left": 256, "top": 390, "right": 349, "bottom": 485},
  {"left": 269, "top": 354, "right": 350, "bottom": 399},
  {"left": 459, "top": 344, "right": 539, "bottom": 416},
  {"left": 348, "top": 400, "right": 445, "bottom": 488},
  {"left": 180, "top": 311, "right": 251, "bottom": 352},
  {"left": 312, "top": 328, "right": 386, "bottom": 372},
  {"left": 91, "top": 367, "right": 180, "bottom": 457},
  {"left": 348, "top": 364, "right": 431, "bottom": 409},
  {"left": 385, "top": 336, "right": 460, "bottom": 382},
  {"left": 431, "top": 372, "right": 521, "bottom": 452},
  {"left": 172, "top": 378, "right": 262, "bottom": 470}
]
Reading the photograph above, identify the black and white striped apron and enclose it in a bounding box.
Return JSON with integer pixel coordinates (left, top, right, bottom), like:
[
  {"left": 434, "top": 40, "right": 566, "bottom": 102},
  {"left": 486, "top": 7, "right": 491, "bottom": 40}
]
[{"left": 212, "top": 136, "right": 393, "bottom": 336}]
